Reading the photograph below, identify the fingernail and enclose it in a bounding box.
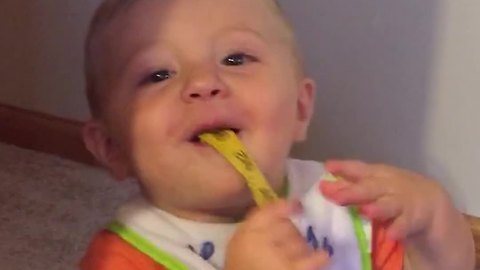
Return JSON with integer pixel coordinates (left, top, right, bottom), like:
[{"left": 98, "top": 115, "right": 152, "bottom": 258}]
[{"left": 334, "top": 181, "right": 351, "bottom": 189}]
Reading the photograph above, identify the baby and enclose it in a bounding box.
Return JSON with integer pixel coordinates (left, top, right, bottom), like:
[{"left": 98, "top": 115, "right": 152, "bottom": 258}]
[{"left": 80, "top": 0, "right": 475, "bottom": 269}]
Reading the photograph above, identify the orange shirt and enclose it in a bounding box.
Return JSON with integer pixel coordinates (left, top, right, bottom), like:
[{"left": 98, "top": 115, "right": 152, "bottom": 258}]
[
  {"left": 371, "top": 223, "right": 404, "bottom": 270},
  {"left": 81, "top": 222, "right": 404, "bottom": 270},
  {"left": 81, "top": 230, "right": 168, "bottom": 270}
]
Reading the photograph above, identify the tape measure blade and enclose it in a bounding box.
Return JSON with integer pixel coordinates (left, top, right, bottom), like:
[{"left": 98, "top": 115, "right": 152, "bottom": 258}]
[{"left": 199, "top": 130, "right": 278, "bottom": 206}]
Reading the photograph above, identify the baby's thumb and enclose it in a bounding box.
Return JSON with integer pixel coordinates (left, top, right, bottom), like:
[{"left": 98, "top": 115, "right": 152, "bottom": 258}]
[{"left": 246, "top": 200, "right": 303, "bottom": 227}]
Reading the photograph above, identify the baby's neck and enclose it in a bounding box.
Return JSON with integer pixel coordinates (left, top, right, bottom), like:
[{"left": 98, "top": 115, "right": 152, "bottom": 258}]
[
  {"left": 170, "top": 206, "right": 253, "bottom": 223},
  {"left": 147, "top": 197, "right": 255, "bottom": 224}
]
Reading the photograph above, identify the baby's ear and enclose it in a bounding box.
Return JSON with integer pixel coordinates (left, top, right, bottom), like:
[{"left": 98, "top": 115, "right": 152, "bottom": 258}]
[
  {"left": 294, "top": 77, "right": 316, "bottom": 142},
  {"left": 82, "top": 120, "right": 130, "bottom": 181}
]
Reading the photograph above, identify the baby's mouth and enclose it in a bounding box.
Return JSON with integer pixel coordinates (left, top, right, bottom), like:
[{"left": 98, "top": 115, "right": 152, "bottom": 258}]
[{"left": 190, "top": 128, "right": 241, "bottom": 144}]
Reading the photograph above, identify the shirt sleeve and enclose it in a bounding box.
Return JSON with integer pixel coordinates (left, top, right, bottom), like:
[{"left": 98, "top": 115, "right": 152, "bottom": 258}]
[
  {"left": 80, "top": 230, "right": 170, "bottom": 270},
  {"left": 371, "top": 222, "right": 405, "bottom": 270}
]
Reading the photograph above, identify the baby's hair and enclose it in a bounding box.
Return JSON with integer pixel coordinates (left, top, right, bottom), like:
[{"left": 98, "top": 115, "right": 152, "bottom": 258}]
[
  {"left": 84, "top": 0, "right": 302, "bottom": 118},
  {"left": 84, "top": 0, "right": 135, "bottom": 117}
]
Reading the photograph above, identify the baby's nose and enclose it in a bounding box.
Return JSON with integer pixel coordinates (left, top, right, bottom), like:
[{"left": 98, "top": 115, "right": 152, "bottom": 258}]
[
  {"left": 186, "top": 88, "right": 223, "bottom": 101},
  {"left": 181, "top": 67, "right": 228, "bottom": 102}
]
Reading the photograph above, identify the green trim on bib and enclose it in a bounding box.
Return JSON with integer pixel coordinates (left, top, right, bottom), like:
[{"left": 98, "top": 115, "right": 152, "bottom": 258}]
[
  {"left": 107, "top": 222, "right": 189, "bottom": 270},
  {"left": 323, "top": 172, "right": 372, "bottom": 270},
  {"left": 349, "top": 208, "right": 373, "bottom": 270}
]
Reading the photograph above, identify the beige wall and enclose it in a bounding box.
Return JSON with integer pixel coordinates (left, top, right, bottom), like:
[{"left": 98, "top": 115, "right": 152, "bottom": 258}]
[
  {"left": 425, "top": 1, "right": 480, "bottom": 216},
  {"left": 0, "top": 0, "right": 98, "bottom": 121},
  {"left": 282, "top": 0, "right": 480, "bottom": 216},
  {"left": 1, "top": 1, "right": 479, "bottom": 215}
]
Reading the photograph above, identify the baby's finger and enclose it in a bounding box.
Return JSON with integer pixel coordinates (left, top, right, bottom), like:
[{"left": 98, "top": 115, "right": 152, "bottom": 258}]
[
  {"left": 293, "top": 251, "right": 329, "bottom": 270},
  {"left": 325, "top": 160, "right": 371, "bottom": 182},
  {"left": 359, "top": 198, "right": 402, "bottom": 221},
  {"left": 385, "top": 215, "right": 409, "bottom": 240},
  {"left": 320, "top": 179, "right": 384, "bottom": 206}
]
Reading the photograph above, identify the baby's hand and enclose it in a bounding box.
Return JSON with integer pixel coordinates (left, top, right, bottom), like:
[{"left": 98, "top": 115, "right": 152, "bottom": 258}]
[
  {"left": 225, "top": 200, "right": 329, "bottom": 270},
  {"left": 320, "top": 160, "right": 443, "bottom": 239},
  {"left": 320, "top": 160, "right": 475, "bottom": 269}
]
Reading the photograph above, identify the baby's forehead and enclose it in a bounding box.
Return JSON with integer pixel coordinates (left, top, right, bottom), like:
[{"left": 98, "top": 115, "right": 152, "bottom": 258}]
[
  {"left": 91, "top": 0, "right": 294, "bottom": 76},
  {"left": 96, "top": 0, "right": 286, "bottom": 35}
]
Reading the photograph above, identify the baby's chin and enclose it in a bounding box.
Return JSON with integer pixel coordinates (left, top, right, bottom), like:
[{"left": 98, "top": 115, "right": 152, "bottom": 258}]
[
  {"left": 191, "top": 183, "right": 257, "bottom": 221},
  {"left": 158, "top": 189, "right": 254, "bottom": 223},
  {"left": 192, "top": 181, "right": 254, "bottom": 214},
  {"left": 144, "top": 175, "right": 254, "bottom": 222},
  {"left": 192, "top": 199, "right": 255, "bottom": 222}
]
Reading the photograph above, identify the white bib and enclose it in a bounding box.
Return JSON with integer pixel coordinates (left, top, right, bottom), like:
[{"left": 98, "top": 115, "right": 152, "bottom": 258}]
[{"left": 114, "top": 159, "right": 371, "bottom": 270}]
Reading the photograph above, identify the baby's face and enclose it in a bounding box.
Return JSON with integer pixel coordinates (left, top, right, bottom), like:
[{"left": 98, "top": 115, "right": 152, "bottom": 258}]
[{"left": 97, "top": 0, "right": 314, "bottom": 220}]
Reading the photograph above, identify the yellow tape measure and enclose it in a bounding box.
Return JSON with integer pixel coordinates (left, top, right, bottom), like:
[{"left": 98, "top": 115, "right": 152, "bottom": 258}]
[{"left": 199, "top": 130, "right": 278, "bottom": 207}]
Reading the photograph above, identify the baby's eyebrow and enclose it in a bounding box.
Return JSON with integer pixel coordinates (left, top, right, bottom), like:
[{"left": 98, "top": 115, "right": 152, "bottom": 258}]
[
  {"left": 119, "top": 43, "right": 165, "bottom": 79},
  {"left": 218, "top": 25, "right": 292, "bottom": 50},
  {"left": 216, "top": 26, "right": 270, "bottom": 44}
]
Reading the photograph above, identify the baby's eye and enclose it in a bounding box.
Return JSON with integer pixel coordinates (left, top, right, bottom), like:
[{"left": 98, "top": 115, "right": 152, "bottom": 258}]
[
  {"left": 145, "top": 70, "right": 172, "bottom": 84},
  {"left": 222, "top": 53, "right": 257, "bottom": 66}
]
